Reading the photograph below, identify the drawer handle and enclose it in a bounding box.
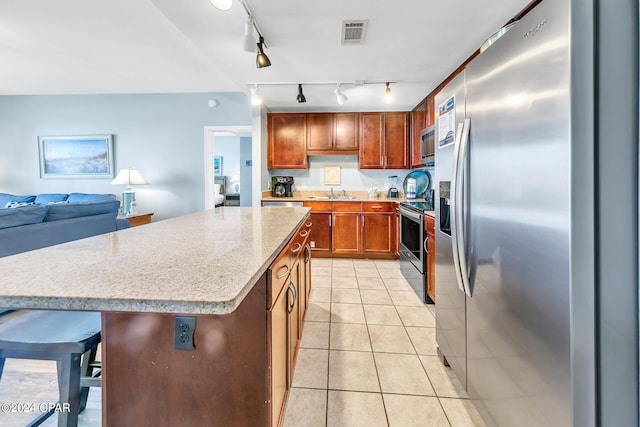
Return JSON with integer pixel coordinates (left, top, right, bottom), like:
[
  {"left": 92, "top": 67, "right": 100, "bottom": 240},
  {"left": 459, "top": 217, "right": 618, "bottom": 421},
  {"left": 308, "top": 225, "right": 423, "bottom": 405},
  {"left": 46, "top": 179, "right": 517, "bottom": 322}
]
[
  {"left": 291, "top": 242, "right": 303, "bottom": 253},
  {"left": 276, "top": 264, "right": 290, "bottom": 280},
  {"left": 370, "top": 205, "right": 383, "bottom": 209},
  {"left": 300, "top": 230, "right": 309, "bottom": 237},
  {"left": 306, "top": 222, "right": 313, "bottom": 228},
  {"left": 424, "top": 236, "right": 429, "bottom": 254}
]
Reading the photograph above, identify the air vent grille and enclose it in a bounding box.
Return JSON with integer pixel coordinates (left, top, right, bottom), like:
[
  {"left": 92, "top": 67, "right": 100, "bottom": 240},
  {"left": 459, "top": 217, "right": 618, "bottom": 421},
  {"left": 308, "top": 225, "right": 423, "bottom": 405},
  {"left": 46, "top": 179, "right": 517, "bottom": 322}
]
[{"left": 341, "top": 20, "right": 368, "bottom": 45}]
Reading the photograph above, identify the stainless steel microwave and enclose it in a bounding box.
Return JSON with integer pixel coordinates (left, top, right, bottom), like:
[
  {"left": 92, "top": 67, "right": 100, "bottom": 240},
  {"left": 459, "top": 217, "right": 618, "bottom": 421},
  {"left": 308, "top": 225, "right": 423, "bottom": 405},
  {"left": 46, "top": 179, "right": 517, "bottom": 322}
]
[{"left": 420, "top": 125, "right": 435, "bottom": 165}]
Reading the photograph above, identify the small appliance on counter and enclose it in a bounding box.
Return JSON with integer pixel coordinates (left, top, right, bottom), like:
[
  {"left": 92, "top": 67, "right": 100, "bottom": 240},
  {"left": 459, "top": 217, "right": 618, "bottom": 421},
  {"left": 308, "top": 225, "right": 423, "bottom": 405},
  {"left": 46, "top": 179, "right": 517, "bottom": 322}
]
[
  {"left": 271, "top": 176, "right": 294, "bottom": 197},
  {"left": 387, "top": 175, "right": 399, "bottom": 198}
]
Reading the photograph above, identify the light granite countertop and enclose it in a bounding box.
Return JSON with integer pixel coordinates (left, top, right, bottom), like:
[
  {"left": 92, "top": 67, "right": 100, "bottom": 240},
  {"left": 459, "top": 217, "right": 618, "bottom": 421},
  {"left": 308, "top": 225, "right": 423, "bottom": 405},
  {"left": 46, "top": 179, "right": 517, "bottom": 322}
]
[{"left": 0, "top": 207, "right": 310, "bottom": 315}]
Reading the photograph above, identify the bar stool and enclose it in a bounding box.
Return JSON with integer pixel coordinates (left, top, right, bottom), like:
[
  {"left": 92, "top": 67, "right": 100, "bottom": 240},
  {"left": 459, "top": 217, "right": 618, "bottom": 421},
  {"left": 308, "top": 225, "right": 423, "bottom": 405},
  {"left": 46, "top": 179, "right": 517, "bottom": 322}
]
[{"left": 0, "top": 310, "right": 101, "bottom": 427}]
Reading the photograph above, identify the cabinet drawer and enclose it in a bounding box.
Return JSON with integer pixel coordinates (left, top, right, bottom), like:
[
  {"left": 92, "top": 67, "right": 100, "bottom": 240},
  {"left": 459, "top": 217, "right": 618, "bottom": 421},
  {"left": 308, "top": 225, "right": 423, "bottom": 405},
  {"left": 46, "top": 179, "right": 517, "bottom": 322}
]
[
  {"left": 425, "top": 215, "right": 435, "bottom": 234},
  {"left": 268, "top": 243, "right": 292, "bottom": 309},
  {"left": 304, "top": 201, "right": 332, "bottom": 211},
  {"left": 332, "top": 201, "right": 362, "bottom": 212},
  {"left": 362, "top": 202, "right": 395, "bottom": 213}
]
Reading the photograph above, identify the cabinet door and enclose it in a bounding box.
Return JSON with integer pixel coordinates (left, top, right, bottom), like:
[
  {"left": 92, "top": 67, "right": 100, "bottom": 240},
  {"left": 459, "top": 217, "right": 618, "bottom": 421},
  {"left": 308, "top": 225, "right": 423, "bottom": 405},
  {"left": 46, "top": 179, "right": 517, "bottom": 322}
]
[
  {"left": 359, "top": 113, "right": 384, "bottom": 169},
  {"left": 425, "top": 215, "right": 436, "bottom": 302},
  {"left": 307, "top": 113, "right": 333, "bottom": 152},
  {"left": 304, "top": 244, "right": 312, "bottom": 310},
  {"left": 384, "top": 112, "right": 409, "bottom": 169},
  {"left": 287, "top": 261, "right": 301, "bottom": 382},
  {"left": 332, "top": 213, "right": 361, "bottom": 254},
  {"left": 363, "top": 213, "right": 394, "bottom": 254},
  {"left": 268, "top": 114, "right": 308, "bottom": 169},
  {"left": 309, "top": 212, "right": 331, "bottom": 253},
  {"left": 334, "top": 113, "right": 359, "bottom": 151},
  {"left": 411, "top": 99, "right": 427, "bottom": 168},
  {"left": 270, "top": 286, "right": 288, "bottom": 427},
  {"left": 394, "top": 208, "right": 401, "bottom": 257}
]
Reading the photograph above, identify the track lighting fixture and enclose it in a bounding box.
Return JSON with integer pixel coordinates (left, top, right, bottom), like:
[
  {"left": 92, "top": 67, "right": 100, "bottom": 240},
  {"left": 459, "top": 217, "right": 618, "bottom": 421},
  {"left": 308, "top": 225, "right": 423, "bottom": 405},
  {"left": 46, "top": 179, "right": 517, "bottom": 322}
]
[
  {"left": 209, "top": 0, "right": 232, "bottom": 11},
  {"left": 383, "top": 82, "right": 393, "bottom": 104},
  {"left": 241, "top": 16, "right": 256, "bottom": 52},
  {"left": 334, "top": 84, "right": 347, "bottom": 105},
  {"left": 250, "top": 84, "right": 263, "bottom": 105},
  {"left": 296, "top": 84, "right": 307, "bottom": 103},
  {"left": 256, "top": 36, "right": 271, "bottom": 68}
]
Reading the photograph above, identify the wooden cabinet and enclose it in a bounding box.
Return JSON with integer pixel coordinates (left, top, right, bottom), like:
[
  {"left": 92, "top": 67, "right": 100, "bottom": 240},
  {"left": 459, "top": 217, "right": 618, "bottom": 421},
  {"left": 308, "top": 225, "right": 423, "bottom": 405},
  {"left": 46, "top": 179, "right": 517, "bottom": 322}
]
[
  {"left": 332, "top": 202, "right": 362, "bottom": 254},
  {"left": 268, "top": 114, "right": 308, "bottom": 169},
  {"left": 425, "top": 214, "right": 436, "bottom": 303},
  {"left": 359, "top": 112, "right": 409, "bottom": 169},
  {"left": 288, "top": 260, "right": 301, "bottom": 380},
  {"left": 362, "top": 202, "right": 394, "bottom": 254},
  {"left": 307, "top": 113, "right": 359, "bottom": 154},
  {"left": 394, "top": 204, "right": 401, "bottom": 257},
  {"left": 333, "top": 113, "right": 359, "bottom": 151},
  {"left": 305, "top": 202, "right": 332, "bottom": 253},
  {"left": 411, "top": 98, "right": 428, "bottom": 168},
  {"left": 270, "top": 278, "right": 289, "bottom": 427}
]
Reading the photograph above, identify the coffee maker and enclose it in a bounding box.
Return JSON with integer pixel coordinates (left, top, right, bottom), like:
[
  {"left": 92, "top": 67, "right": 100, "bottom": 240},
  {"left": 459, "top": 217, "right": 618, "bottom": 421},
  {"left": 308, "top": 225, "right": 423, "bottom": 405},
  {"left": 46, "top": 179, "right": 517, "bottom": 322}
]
[{"left": 271, "top": 176, "right": 294, "bottom": 197}]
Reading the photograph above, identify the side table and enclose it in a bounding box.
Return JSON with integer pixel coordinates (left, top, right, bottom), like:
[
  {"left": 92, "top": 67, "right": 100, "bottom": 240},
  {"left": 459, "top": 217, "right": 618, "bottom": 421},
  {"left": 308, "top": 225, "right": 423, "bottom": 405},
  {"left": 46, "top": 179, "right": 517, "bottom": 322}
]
[{"left": 119, "top": 212, "right": 154, "bottom": 228}]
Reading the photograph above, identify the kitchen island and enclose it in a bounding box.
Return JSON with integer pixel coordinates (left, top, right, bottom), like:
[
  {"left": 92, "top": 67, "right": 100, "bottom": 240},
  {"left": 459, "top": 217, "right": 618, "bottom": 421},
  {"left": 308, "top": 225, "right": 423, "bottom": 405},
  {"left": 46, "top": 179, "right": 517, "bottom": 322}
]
[{"left": 0, "top": 207, "right": 311, "bottom": 426}]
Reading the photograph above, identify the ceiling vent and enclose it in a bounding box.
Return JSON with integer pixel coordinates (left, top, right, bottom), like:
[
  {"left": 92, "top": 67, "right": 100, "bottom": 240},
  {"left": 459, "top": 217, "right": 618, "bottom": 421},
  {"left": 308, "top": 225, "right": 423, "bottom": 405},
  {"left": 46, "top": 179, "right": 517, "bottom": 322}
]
[{"left": 341, "top": 20, "right": 368, "bottom": 45}]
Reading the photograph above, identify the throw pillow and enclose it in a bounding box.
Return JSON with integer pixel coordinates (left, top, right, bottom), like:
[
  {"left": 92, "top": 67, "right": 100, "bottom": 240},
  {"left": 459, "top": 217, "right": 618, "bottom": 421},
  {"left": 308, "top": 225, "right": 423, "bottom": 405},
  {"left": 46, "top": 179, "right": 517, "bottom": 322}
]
[
  {"left": 0, "top": 193, "right": 36, "bottom": 207},
  {"left": 34, "top": 193, "right": 69, "bottom": 205},
  {"left": 4, "top": 201, "right": 35, "bottom": 209}
]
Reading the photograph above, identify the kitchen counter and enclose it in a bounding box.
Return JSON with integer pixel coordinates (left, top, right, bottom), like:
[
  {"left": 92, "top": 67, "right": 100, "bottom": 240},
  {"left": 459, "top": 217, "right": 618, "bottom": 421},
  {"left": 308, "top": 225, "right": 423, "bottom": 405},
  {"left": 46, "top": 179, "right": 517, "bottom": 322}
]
[
  {"left": 425, "top": 210, "right": 435, "bottom": 218},
  {"left": 0, "top": 206, "right": 310, "bottom": 315}
]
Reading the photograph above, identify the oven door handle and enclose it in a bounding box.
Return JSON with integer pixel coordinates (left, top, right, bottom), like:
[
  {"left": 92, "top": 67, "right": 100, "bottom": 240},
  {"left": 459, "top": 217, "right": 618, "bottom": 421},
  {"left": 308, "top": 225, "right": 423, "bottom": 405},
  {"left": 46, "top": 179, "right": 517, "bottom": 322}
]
[{"left": 399, "top": 206, "right": 423, "bottom": 222}]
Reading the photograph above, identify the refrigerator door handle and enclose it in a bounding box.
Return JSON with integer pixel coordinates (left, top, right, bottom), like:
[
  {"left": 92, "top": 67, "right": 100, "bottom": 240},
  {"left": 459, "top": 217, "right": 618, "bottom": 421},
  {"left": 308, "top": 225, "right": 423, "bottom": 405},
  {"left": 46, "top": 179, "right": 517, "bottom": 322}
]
[
  {"left": 450, "top": 121, "right": 466, "bottom": 294},
  {"left": 456, "top": 118, "right": 472, "bottom": 298}
]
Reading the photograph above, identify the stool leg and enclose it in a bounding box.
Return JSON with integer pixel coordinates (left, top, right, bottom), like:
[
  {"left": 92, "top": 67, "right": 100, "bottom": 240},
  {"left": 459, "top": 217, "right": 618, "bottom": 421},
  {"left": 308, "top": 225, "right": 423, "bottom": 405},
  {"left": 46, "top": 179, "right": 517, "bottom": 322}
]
[
  {"left": 78, "top": 346, "right": 97, "bottom": 412},
  {"left": 56, "top": 353, "right": 81, "bottom": 427}
]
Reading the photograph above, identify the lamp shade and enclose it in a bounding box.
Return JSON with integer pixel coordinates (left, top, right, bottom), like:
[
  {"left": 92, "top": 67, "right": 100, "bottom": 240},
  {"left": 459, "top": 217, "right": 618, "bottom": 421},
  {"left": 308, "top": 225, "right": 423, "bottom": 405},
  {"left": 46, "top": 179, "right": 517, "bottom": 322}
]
[{"left": 111, "top": 169, "right": 148, "bottom": 186}]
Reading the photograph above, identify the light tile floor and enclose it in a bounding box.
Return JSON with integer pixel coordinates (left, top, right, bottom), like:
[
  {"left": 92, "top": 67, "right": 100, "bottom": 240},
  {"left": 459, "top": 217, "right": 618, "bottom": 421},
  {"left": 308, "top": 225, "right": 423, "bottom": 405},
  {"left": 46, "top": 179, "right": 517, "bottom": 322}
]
[
  {"left": 0, "top": 258, "right": 485, "bottom": 427},
  {"left": 283, "top": 258, "right": 485, "bottom": 427}
]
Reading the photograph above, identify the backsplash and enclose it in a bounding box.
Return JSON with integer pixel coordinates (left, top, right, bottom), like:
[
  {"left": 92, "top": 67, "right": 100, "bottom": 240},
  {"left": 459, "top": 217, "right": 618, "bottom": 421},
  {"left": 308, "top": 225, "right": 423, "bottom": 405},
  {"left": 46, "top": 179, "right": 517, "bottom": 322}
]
[{"left": 269, "top": 155, "right": 434, "bottom": 192}]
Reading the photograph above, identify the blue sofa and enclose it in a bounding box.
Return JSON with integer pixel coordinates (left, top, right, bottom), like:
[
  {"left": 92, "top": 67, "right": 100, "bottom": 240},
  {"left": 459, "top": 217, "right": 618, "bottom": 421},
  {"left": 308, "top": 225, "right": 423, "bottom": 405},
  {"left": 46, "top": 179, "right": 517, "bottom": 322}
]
[{"left": 0, "top": 192, "right": 130, "bottom": 258}]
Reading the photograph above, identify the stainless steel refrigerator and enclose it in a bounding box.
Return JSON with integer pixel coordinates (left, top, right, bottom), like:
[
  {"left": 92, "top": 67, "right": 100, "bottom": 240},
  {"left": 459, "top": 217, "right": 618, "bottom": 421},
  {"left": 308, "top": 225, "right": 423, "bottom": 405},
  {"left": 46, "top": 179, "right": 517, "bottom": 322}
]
[{"left": 435, "top": 1, "right": 573, "bottom": 425}]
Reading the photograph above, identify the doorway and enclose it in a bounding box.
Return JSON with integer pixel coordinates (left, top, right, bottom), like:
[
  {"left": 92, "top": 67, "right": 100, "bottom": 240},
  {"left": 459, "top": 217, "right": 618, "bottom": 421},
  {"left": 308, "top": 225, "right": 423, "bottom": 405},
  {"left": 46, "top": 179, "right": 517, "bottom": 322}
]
[{"left": 204, "top": 126, "right": 253, "bottom": 210}]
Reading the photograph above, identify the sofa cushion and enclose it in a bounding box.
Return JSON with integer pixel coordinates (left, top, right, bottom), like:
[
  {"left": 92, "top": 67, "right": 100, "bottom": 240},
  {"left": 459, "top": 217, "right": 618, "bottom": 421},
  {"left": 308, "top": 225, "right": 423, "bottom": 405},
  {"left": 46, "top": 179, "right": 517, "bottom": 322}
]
[
  {"left": 0, "top": 193, "right": 36, "bottom": 208},
  {"left": 34, "top": 193, "right": 69, "bottom": 205},
  {"left": 44, "top": 200, "right": 120, "bottom": 222},
  {"left": 66, "top": 193, "right": 116, "bottom": 204},
  {"left": 0, "top": 205, "right": 46, "bottom": 229}
]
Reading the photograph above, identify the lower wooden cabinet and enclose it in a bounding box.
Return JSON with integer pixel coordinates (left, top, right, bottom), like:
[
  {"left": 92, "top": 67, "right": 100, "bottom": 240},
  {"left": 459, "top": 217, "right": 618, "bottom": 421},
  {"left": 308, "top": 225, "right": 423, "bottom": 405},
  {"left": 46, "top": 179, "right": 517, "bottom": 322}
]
[
  {"left": 425, "top": 215, "right": 436, "bottom": 302},
  {"left": 270, "top": 279, "right": 289, "bottom": 427},
  {"left": 332, "top": 212, "right": 362, "bottom": 254},
  {"left": 308, "top": 212, "right": 331, "bottom": 253},
  {"left": 363, "top": 213, "right": 394, "bottom": 254}
]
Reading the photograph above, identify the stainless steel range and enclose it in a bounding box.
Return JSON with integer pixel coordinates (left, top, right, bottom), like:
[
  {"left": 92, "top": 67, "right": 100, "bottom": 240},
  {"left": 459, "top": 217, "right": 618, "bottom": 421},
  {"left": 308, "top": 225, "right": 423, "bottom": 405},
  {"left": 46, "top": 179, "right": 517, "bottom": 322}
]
[{"left": 399, "top": 200, "right": 433, "bottom": 304}]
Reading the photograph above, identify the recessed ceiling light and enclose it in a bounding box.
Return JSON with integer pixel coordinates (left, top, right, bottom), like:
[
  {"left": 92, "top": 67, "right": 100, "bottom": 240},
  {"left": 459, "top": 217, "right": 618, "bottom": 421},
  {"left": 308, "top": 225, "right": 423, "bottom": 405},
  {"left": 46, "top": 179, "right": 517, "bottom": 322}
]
[{"left": 209, "top": 0, "right": 232, "bottom": 11}]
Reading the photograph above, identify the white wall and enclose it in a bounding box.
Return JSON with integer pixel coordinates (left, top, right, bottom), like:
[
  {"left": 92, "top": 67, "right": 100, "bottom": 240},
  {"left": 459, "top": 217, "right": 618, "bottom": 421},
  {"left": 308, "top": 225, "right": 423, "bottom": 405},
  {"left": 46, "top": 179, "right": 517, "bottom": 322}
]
[{"left": 239, "top": 137, "right": 252, "bottom": 206}]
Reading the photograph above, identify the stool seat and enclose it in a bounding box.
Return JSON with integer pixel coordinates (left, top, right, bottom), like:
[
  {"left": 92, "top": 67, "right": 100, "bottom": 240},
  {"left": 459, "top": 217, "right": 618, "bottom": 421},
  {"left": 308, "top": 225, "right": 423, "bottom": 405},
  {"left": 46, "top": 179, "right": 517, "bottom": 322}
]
[{"left": 0, "top": 310, "right": 102, "bottom": 427}]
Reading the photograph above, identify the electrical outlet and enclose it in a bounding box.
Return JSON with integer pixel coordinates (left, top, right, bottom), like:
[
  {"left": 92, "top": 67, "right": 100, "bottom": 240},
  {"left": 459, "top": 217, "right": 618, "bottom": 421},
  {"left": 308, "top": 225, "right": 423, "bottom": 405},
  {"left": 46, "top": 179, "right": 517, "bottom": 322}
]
[{"left": 174, "top": 316, "right": 196, "bottom": 350}]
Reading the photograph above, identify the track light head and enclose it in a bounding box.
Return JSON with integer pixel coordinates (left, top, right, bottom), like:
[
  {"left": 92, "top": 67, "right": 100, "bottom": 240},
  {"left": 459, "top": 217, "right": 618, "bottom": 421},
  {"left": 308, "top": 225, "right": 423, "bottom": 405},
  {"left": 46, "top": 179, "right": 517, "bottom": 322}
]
[
  {"left": 296, "top": 84, "right": 307, "bottom": 103},
  {"left": 383, "top": 82, "right": 392, "bottom": 104},
  {"left": 334, "top": 84, "right": 347, "bottom": 105},
  {"left": 241, "top": 17, "right": 256, "bottom": 52},
  {"left": 250, "top": 84, "right": 263, "bottom": 105},
  {"left": 256, "top": 36, "right": 271, "bottom": 68}
]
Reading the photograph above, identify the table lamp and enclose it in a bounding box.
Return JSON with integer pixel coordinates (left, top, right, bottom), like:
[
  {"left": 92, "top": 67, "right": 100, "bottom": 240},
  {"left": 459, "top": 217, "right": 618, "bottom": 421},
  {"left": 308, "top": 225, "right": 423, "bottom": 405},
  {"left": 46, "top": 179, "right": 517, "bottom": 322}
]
[
  {"left": 230, "top": 174, "right": 240, "bottom": 193},
  {"left": 111, "top": 168, "right": 148, "bottom": 215}
]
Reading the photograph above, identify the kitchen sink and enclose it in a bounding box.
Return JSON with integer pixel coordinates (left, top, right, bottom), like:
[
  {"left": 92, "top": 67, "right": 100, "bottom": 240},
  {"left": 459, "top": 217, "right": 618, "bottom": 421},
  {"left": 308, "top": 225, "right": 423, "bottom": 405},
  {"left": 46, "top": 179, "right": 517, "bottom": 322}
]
[{"left": 308, "top": 195, "right": 357, "bottom": 200}]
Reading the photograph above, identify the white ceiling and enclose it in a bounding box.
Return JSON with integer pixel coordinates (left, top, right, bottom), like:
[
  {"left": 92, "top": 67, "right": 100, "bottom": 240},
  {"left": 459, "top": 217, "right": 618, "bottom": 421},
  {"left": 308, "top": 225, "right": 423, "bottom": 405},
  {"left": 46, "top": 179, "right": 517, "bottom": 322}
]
[{"left": 0, "top": 0, "right": 532, "bottom": 112}]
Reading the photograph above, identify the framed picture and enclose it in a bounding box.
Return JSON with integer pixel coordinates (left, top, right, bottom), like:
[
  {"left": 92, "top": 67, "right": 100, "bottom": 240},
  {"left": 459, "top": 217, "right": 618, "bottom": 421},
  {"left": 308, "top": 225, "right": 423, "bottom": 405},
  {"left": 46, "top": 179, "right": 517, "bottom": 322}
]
[
  {"left": 214, "top": 156, "right": 223, "bottom": 175},
  {"left": 38, "top": 135, "right": 114, "bottom": 179},
  {"left": 324, "top": 166, "right": 341, "bottom": 185}
]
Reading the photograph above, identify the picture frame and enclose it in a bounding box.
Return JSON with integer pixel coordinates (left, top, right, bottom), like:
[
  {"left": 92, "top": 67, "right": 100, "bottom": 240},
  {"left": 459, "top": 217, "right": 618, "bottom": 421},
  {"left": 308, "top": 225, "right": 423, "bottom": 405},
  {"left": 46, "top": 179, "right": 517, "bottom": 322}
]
[
  {"left": 214, "top": 156, "right": 223, "bottom": 175},
  {"left": 324, "top": 166, "right": 341, "bottom": 185},
  {"left": 38, "top": 135, "right": 114, "bottom": 179}
]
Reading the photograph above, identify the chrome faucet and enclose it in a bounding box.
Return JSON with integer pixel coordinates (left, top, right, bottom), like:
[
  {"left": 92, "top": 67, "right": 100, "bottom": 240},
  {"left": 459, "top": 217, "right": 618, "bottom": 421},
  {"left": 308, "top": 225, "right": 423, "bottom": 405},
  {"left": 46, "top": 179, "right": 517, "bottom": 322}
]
[
  {"left": 342, "top": 189, "right": 347, "bottom": 198},
  {"left": 330, "top": 188, "right": 335, "bottom": 198}
]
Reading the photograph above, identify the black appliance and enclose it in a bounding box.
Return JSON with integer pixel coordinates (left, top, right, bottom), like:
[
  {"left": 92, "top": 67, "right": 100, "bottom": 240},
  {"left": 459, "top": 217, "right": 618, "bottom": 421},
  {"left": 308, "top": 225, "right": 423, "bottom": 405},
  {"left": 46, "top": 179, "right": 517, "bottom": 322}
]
[
  {"left": 271, "top": 176, "right": 294, "bottom": 197},
  {"left": 420, "top": 125, "right": 435, "bottom": 165},
  {"left": 399, "top": 199, "right": 434, "bottom": 304}
]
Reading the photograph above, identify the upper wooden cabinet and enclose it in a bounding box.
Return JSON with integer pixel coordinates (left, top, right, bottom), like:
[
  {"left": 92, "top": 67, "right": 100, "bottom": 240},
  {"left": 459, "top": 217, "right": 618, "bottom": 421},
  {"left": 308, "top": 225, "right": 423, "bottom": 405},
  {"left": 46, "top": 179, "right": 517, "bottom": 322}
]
[
  {"left": 268, "top": 114, "right": 308, "bottom": 169},
  {"left": 359, "top": 112, "right": 409, "bottom": 169},
  {"left": 410, "top": 99, "right": 428, "bottom": 168},
  {"left": 307, "top": 113, "right": 359, "bottom": 154}
]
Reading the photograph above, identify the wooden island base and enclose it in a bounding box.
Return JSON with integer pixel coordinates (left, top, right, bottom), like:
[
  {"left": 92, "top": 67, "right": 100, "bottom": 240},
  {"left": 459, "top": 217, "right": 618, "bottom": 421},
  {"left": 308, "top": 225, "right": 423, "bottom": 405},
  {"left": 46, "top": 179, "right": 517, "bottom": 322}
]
[{"left": 102, "top": 275, "right": 269, "bottom": 427}]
